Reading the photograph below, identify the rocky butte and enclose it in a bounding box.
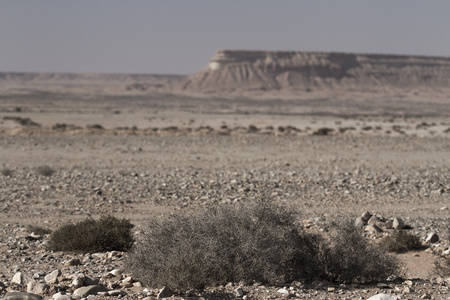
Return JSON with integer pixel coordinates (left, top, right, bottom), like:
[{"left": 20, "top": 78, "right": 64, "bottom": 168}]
[{"left": 166, "top": 50, "right": 450, "bottom": 97}]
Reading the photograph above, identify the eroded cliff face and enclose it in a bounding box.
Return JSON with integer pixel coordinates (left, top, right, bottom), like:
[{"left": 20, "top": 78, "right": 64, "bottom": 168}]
[{"left": 174, "top": 50, "right": 450, "bottom": 94}]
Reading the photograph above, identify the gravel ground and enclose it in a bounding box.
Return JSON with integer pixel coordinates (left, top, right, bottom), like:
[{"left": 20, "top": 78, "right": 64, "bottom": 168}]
[{"left": 1, "top": 134, "right": 449, "bottom": 299}]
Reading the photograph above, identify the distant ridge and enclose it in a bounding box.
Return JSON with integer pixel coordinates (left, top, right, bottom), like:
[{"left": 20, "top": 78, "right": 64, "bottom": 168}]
[{"left": 163, "top": 50, "right": 450, "bottom": 95}]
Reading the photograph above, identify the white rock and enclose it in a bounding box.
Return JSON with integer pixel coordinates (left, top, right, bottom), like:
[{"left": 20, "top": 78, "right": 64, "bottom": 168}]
[
  {"left": 355, "top": 217, "right": 366, "bottom": 227},
  {"left": 52, "top": 292, "right": 73, "bottom": 300},
  {"left": 157, "top": 286, "right": 172, "bottom": 299},
  {"left": 12, "top": 272, "right": 27, "bottom": 286},
  {"left": 27, "top": 281, "right": 49, "bottom": 294},
  {"left": 367, "top": 293, "right": 398, "bottom": 300},
  {"left": 106, "top": 269, "right": 122, "bottom": 278},
  {"left": 45, "top": 269, "right": 61, "bottom": 284},
  {"left": 392, "top": 218, "right": 404, "bottom": 229},
  {"left": 72, "top": 277, "right": 84, "bottom": 288},
  {"left": 277, "top": 288, "right": 289, "bottom": 294}
]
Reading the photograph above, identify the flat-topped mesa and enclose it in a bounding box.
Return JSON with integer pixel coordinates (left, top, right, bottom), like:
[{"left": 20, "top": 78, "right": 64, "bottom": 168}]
[{"left": 175, "top": 50, "right": 450, "bottom": 94}]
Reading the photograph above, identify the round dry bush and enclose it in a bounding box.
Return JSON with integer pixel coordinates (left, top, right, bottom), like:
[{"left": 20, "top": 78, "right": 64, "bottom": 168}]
[
  {"left": 1, "top": 168, "right": 13, "bottom": 177},
  {"left": 320, "top": 219, "right": 400, "bottom": 283},
  {"left": 380, "top": 230, "right": 423, "bottom": 253},
  {"left": 435, "top": 257, "right": 450, "bottom": 277},
  {"left": 47, "top": 215, "right": 134, "bottom": 253},
  {"left": 36, "top": 165, "right": 56, "bottom": 177},
  {"left": 127, "top": 201, "right": 323, "bottom": 291}
]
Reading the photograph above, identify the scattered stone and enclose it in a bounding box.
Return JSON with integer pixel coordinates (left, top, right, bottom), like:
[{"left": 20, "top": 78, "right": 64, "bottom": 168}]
[
  {"left": 367, "top": 293, "right": 397, "bottom": 300},
  {"left": 368, "top": 215, "right": 384, "bottom": 227},
  {"left": 385, "top": 219, "right": 393, "bottom": 229},
  {"left": 83, "top": 275, "right": 99, "bottom": 286},
  {"left": 44, "top": 269, "right": 61, "bottom": 284},
  {"left": 73, "top": 285, "right": 108, "bottom": 297},
  {"left": 376, "top": 283, "right": 391, "bottom": 288},
  {"left": 425, "top": 232, "right": 439, "bottom": 243},
  {"left": 100, "top": 289, "right": 128, "bottom": 296},
  {"left": 26, "top": 281, "right": 49, "bottom": 294},
  {"left": 355, "top": 216, "right": 366, "bottom": 227},
  {"left": 12, "top": 272, "right": 28, "bottom": 286},
  {"left": 361, "top": 211, "right": 372, "bottom": 221},
  {"left": 402, "top": 286, "right": 414, "bottom": 293},
  {"left": 65, "top": 258, "right": 81, "bottom": 266},
  {"left": 105, "top": 269, "right": 122, "bottom": 279},
  {"left": 365, "top": 224, "right": 383, "bottom": 233},
  {"left": 71, "top": 277, "right": 84, "bottom": 288},
  {"left": 234, "top": 287, "right": 244, "bottom": 297},
  {"left": 392, "top": 218, "right": 404, "bottom": 229},
  {"left": 52, "top": 293, "right": 72, "bottom": 300},
  {"left": 3, "top": 292, "right": 43, "bottom": 300},
  {"left": 157, "top": 286, "right": 172, "bottom": 299}
]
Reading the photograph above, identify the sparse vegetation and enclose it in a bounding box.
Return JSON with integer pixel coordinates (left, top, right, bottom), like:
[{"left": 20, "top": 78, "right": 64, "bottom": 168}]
[
  {"left": 36, "top": 165, "right": 56, "bottom": 176},
  {"left": 127, "top": 202, "right": 399, "bottom": 291},
  {"left": 320, "top": 219, "right": 400, "bottom": 283},
  {"left": 380, "top": 230, "right": 423, "bottom": 253},
  {"left": 47, "top": 215, "right": 134, "bottom": 253},
  {"left": 313, "top": 127, "right": 334, "bottom": 136},
  {"left": 127, "top": 201, "right": 321, "bottom": 290},
  {"left": 1, "top": 168, "right": 13, "bottom": 176},
  {"left": 27, "top": 225, "right": 52, "bottom": 235},
  {"left": 435, "top": 257, "right": 450, "bottom": 277}
]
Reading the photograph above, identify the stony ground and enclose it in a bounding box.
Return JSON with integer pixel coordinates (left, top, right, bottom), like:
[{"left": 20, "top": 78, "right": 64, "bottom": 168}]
[{"left": 0, "top": 132, "right": 449, "bottom": 299}]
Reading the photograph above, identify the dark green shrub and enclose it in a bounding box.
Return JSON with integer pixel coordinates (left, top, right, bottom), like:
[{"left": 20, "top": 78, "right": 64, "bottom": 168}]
[
  {"left": 321, "top": 219, "right": 400, "bottom": 283},
  {"left": 47, "top": 215, "right": 134, "bottom": 253},
  {"left": 380, "top": 230, "right": 423, "bottom": 253},
  {"left": 36, "top": 165, "right": 55, "bottom": 177},
  {"left": 127, "top": 201, "right": 322, "bottom": 291}
]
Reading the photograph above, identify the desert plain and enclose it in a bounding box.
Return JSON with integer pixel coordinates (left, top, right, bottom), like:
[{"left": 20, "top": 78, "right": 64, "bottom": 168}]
[{"left": 0, "top": 51, "right": 450, "bottom": 299}]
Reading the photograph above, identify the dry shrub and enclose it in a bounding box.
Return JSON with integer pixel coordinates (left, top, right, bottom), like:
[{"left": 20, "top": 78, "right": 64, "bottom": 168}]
[
  {"left": 127, "top": 203, "right": 400, "bottom": 291},
  {"left": 27, "top": 225, "right": 52, "bottom": 235},
  {"left": 320, "top": 219, "right": 400, "bottom": 283},
  {"left": 435, "top": 257, "right": 450, "bottom": 277},
  {"left": 127, "top": 201, "right": 322, "bottom": 291},
  {"left": 1, "top": 168, "right": 13, "bottom": 176},
  {"left": 434, "top": 220, "right": 450, "bottom": 276},
  {"left": 380, "top": 230, "right": 423, "bottom": 253},
  {"left": 47, "top": 215, "right": 134, "bottom": 253},
  {"left": 313, "top": 127, "right": 334, "bottom": 136},
  {"left": 36, "top": 165, "right": 55, "bottom": 177}
]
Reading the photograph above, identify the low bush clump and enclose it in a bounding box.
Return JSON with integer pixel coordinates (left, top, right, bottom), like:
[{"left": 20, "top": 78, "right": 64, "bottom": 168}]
[
  {"left": 435, "top": 257, "right": 450, "bottom": 277},
  {"left": 380, "top": 230, "right": 423, "bottom": 253},
  {"left": 127, "top": 201, "right": 323, "bottom": 291},
  {"left": 127, "top": 202, "right": 400, "bottom": 291},
  {"left": 47, "top": 215, "right": 134, "bottom": 253},
  {"left": 320, "top": 219, "right": 400, "bottom": 283},
  {"left": 1, "top": 168, "right": 13, "bottom": 176},
  {"left": 36, "top": 165, "right": 55, "bottom": 177},
  {"left": 27, "top": 225, "right": 52, "bottom": 235},
  {"left": 434, "top": 221, "right": 450, "bottom": 276}
]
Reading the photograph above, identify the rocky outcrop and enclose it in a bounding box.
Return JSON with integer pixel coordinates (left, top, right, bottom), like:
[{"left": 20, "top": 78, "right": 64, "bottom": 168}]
[{"left": 171, "top": 50, "right": 450, "bottom": 94}]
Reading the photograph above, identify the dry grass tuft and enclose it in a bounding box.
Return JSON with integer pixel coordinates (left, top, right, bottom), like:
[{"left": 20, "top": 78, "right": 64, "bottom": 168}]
[{"left": 47, "top": 215, "right": 134, "bottom": 253}]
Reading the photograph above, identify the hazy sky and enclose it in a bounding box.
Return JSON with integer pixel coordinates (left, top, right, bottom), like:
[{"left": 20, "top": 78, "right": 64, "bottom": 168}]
[{"left": 1, "top": 1, "right": 449, "bottom": 75}]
